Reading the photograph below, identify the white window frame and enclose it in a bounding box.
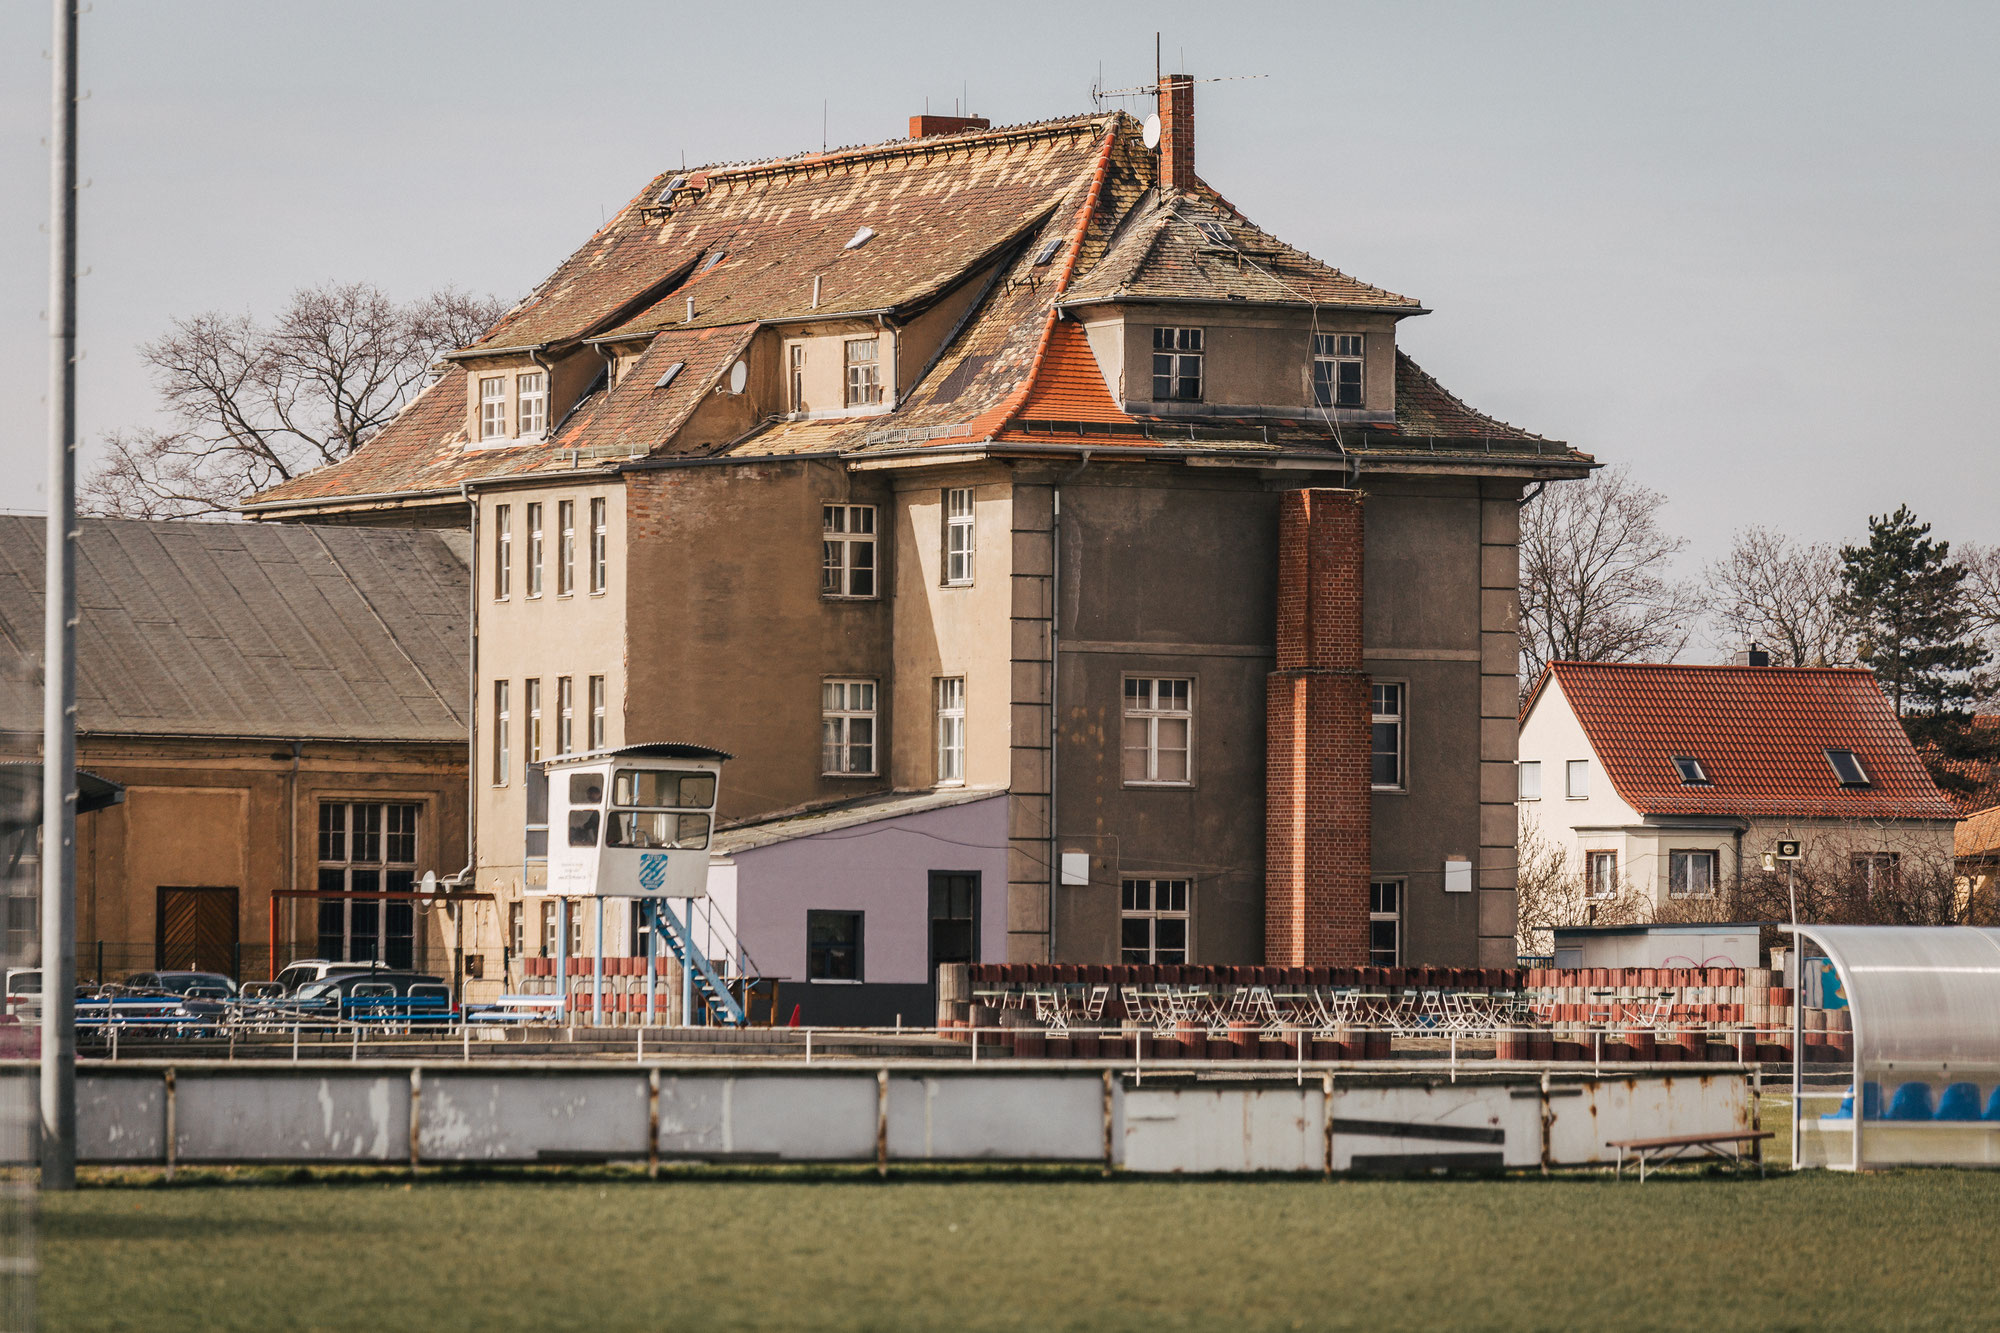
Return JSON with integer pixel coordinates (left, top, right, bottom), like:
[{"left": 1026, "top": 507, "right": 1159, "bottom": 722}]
[
  {"left": 525, "top": 678, "right": 543, "bottom": 764},
  {"left": 936, "top": 677, "right": 965, "bottom": 786},
  {"left": 556, "top": 676, "right": 574, "bottom": 756},
  {"left": 1312, "top": 332, "right": 1364, "bottom": 409},
  {"left": 943, "top": 488, "right": 975, "bottom": 586},
  {"left": 479, "top": 376, "right": 507, "bottom": 441},
  {"left": 821, "top": 504, "right": 878, "bottom": 599},
  {"left": 492, "top": 680, "right": 510, "bottom": 786},
  {"left": 788, "top": 343, "right": 807, "bottom": 414},
  {"left": 588, "top": 675, "right": 606, "bottom": 751},
  {"left": 1671, "top": 756, "right": 1710, "bottom": 785},
  {"left": 557, "top": 499, "right": 575, "bottom": 595},
  {"left": 1122, "top": 676, "right": 1193, "bottom": 787},
  {"left": 843, "top": 338, "right": 883, "bottom": 408},
  {"left": 508, "top": 901, "right": 524, "bottom": 957},
  {"left": 494, "top": 504, "right": 512, "bottom": 600},
  {"left": 1368, "top": 879, "right": 1401, "bottom": 966},
  {"left": 1668, "top": 849, "right": 1719, "bottom": 899},
  {"left": 1371, "top": 682, "right": 1406, "bottom": 791},
  {"left": 1566, "top": 759, "right": 1590, "bottom": 800},
  {"left": 1586, "top": 850, "right": 1618, "bottom": 899},
  {"left": 1851, "top": 851, "right": 1899, "bottom": 896},
  {"left": 1826, "top": 748, "right": 1872, "bottom": 787},
  {"left": 821, "top": 679, "right": 878, "bottom": 777},
  {"left": 1517, "top": 760, "right": 1541, "bottom": 801},
  {"left": 526, "top": 503, "right": 544, "bottom": 598},
  {"left": 589, "top": 497, "right": 607, "bottom": 594},
  {"left": 1151, "top": 327, "right": 1203, "bottom": 402},
  {"left": 1120, "top": 878, "right": 1191, "bottom": 964},
  {"left": 516, "top": 371, "right": 547, "bottom": 438}
]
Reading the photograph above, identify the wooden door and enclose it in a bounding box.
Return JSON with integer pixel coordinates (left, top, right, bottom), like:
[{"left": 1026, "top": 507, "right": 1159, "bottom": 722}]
[{"left": 156, "top": 886, "right": 239, "bottom": 975}]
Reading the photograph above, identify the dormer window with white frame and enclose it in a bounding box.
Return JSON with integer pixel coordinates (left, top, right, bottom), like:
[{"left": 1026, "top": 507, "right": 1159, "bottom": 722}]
[
  {"left": 516, "top": 371, "right": 547, "bottom": 438},
  {"left": 1312, "top": 333, "right": 1364, "bottom": 409},
  {"left": 844, "top": 338, "right": 883, "bottom": 408},
  {"left": 479, "top": 376, "right": 507, "bottom": 441}
]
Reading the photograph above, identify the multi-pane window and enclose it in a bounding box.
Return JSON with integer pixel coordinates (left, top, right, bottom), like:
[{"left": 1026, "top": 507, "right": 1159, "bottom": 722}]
[
  {"left": 479, "top": 376, "right": 507, "bottom": 440},
  {"left": 1368, "top": 880, "right": 1400, "bottom": 967},
  {"left": 1120, "top": 878, "right": 1190, "bottom": 965},
  {"left": 822, "top": 679, "right": 877, "bottom": 776},
  {"left": 844, "top": 338, "right": 883, "bottom": 407},
  {"left": 526, "top": 503, "right": 545, "bottom": 597},
  {"left": 789, "top": 344, "right": 807, "bottom": 413},
  {"left": 317, "top": 802, "right": 419, "bottom": 968},
  {"left": 807, "top": 910, "right": 863, "bottom": 980},
  {"left": 1371, "top": 683, "right": 1405, "bottom": 790},
  {"left": 1517, "top": 761, "right": 1541, "bottom": 800},
  {"left": 822, "top": 504, "right": 877, "bottom": 598},
  {"left": 1312, "top": 333, "right": 1364, "bottom": 408},
  {"left": 525, "top": 678, "right": 543, "bottom": 764},
  {"left": 943, "top": 487, "right": 975, "bottom": 585},
  {"left": 588, "top": 675, "right": 606, "bottom": 750},
  {"left": 556, "top": 676, "right": 574, "bottom": 755},
  {"left": 1122, "top": 677, "right": 1192, "bottom": 785},
  {"left": 1566, "top": 759, "right": 1590, "bottom": 799},
  {"left": 1151, "top": 327, "right": 1203, "bottom": 401},
  {"left": 557, "top": 500, "right": 575, "bottom": 595},
  {"left": 508, "top": 901, "right": 524, "bottom": 957},
  {"left": 1668, "top": 849, "right": 1718, "bottom": 898},
  {"left": 1586, "top": 850, "right": 1618, "bottom": 899},
  {"left": 589, "top": 498, "right": 607, "bottom": 594},
  {"left": 1851, "top": 852, "right": 1899, "bottom": 895},
  {"left": 541, "top": 902, "right": 558, "bottom": 957},
  {"left": 492, "top": 680, "right": 510, "bottom": 785},
  {"left": 494, "top": 505, "right": 512, "bottom": 600},
  {"left": 936, "top": 677, "right": 965, "bottom": 785},
  {"left": 516, "top": 371, "right": 547, "bottom": 437}
]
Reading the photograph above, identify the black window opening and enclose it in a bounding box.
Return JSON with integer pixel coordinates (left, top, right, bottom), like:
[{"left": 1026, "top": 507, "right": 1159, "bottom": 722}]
[
  {"left": 928, "top": 871, "right": 979, "bottom": 976},
  {"left": 1151, "top": 327, "right": 1203, "bottom": 402},
  {"left": 807, "top": 910, "right": 863, "bottom": 981},
  {"left": 1826, "top": 748, "right": 1871, "bottom": 787},
  {"left": 1671, "top": 756, "right": 1710, "bottom": 785}
]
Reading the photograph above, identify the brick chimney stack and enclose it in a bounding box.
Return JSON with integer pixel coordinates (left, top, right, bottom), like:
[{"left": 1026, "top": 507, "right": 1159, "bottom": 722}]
[
  {"left": 909, "top": 114, "right": 990, "bottom": 139},
  {"left": 1158, "top": 74, "right": 1195, "bottom": 194},
  {"left": 1265, "top": 489, "right": 1372, "bottom": 966}
]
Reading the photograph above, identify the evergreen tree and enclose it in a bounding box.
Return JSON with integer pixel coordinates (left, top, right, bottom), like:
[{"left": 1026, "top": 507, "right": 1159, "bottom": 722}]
[{"left": 1838, "top": 505, "right": 1999, "bottom": 798}]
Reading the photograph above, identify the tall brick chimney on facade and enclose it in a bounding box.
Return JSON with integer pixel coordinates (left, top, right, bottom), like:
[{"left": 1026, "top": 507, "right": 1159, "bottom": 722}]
[
  {"left": 1265, "top": 489, "right": 1372, "bottom": 966},
  {"left": 1158, "top": 74, "right": 1195, "bottom": 194}
]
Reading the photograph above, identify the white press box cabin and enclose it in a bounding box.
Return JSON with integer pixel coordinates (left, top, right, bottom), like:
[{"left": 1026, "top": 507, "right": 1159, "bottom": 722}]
[{"left": 532, "top": 743, "right": 732, "bottom": 901}]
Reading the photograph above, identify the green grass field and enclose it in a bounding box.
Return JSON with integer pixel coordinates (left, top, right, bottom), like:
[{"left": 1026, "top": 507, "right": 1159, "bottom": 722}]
[{"left": 39, "top": 1148, "right": 2000, "bottom": 1332}]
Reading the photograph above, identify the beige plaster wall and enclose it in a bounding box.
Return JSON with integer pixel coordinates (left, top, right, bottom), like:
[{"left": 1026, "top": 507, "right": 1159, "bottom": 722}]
[{"left": 1078, "top": 305, "right": 1400, "bottom": 419}]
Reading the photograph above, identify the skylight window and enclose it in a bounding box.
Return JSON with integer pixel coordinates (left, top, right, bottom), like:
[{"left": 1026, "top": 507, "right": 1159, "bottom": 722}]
[
  {"left": 1032, "top": 237, "right": 1062, "bottom": 266},
  {"left": 1826, "top": 749, "right": 1872, "bottom": 787},
  {"left": 1192, "top": 219, "right": 1234, "bottom": 247},
  {"left": 845, "top": 226, "right": 876, "bottom": 250},
  {"left": 654, "top": 361, "right": 685, "bottom": 390},
  {"left": 700, "top": 251, "right": 726, "bottom": 272},
  {"left": 1671, "top": 756, "right": 1710, "bottom": 785}
]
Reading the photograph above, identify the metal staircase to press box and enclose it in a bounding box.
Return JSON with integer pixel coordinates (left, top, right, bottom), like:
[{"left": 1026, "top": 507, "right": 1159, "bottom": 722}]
[{"left": 643, "top": 897, "right": 756, "bottom": 1027}]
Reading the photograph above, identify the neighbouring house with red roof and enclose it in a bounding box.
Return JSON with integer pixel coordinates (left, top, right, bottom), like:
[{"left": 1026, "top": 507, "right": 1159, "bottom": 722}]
[
  {"left": 241, "top": 79, "right": 1593, "bottom": 1012},
  {"left": 1518, "top": 660, "right": 1959, "bottom": 910},
  {"left": 1956, "top": 804, "right": 2000, "bottom": 914}
]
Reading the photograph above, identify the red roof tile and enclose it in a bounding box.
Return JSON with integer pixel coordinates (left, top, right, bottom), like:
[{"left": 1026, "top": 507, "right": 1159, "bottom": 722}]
[
  {"left": 1528, "top": 661, "right": 1956, "bottom": 821},
  {"left": 1005, "top": 320, "right": 1133, "bottom": 427}
]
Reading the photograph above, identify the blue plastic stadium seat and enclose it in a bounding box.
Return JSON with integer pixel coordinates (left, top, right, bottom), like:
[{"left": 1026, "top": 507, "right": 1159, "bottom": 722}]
[
  {"left": 1985, "top": 1087, "right": 2000, "bottom": 1122},
  {"left": 1936, "top": 1083, "right": 1982, "bottom": 1121},
  {"left": 1886, "top": 1082, "right": 1935, "bottom": 1121},
  {"left": 1830, "top": 1082, "right": 1884, "bottom": 1120}
]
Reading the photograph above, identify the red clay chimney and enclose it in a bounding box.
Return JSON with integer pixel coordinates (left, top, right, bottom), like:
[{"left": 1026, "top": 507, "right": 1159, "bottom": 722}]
[
  {"left": 1158, "top": 74, "right": 1195, "bottom": 194},
  {"left": 1265, "top": 489, "right": 1372, "bottom": 966},
  {"left": 909, "top": 114, "right": 990, "bottom": 139}
]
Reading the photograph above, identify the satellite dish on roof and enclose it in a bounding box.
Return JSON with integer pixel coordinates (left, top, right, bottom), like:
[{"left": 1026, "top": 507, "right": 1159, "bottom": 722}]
[
  {"left": 727, "top": 359, "right": 748, "bottom": 394},
  {"left": 1142, "top": 114, "right": 1162, "bottom": 150}
]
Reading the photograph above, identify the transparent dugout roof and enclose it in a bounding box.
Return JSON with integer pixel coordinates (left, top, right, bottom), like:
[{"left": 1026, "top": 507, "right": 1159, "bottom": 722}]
[{"left": 1793, "top": 925, "right": 2000, "bottom": 1077}]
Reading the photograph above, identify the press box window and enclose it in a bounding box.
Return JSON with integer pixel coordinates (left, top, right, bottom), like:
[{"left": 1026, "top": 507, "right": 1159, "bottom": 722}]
[
  {"left": 1120, "top": 878, "right": 1189, "bottom": 965},
  {"left": 844, "top": 338, "right": 883, "bottom": 407},
  {"left": 1312, "top": 333, "right": 1364, "bottom": 408},
  {"left": 943, "top": 488, "right": 975, "bottom": 586},
  {"left": 1123, "top": 677, "right": 1192, "bottom": 785},
  {"left": 822, "top": 504, "right": 877, "bottom": 598},
  {"left": 1368, "top": 880, "right": 1400, "bottom": 967},
  {"left": 807, "top": 910, "right": 863, "bottom": 981},
  {"left": 1151, "top": 327, "right": 1203, "bottom": 402},
  {"left": 1371, "top": 683, "right": 1405, "bottom": 790}
]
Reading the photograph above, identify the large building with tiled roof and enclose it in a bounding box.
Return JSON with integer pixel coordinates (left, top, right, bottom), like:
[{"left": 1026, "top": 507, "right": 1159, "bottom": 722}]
[
  {"left": 244, "top": 77, "right": 1592, "bottom": 1008},
  {"left": 1519, "top": 659, "right": 1957, "bottom": 909}
]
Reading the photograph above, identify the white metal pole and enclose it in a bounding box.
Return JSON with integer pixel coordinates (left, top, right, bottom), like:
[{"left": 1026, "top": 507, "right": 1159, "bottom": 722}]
[
  {"left": 555, "top": 897, "right": 568, "bottom": 1031},
  {"left": 40, "top": 0, "right": 80, "bottom": 1193},
  {"left": 592, "top": 897, "right": 603, "bottom": 1027},
  {"left": 645, "top": 900, "right": 657, "bottom": 1027},
  {"left": 680, "top": 899, "right": 693, "bottom": 1027}
]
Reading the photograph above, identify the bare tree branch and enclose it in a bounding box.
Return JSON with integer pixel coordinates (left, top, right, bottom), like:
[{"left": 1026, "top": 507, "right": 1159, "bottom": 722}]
[{"left": 1705, "top": 526, "right": 1855, "bottom": 667}]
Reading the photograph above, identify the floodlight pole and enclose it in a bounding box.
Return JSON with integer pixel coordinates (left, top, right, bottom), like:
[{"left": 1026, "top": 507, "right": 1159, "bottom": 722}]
[{"left": 41, "top": 0, "right": 81, "bottom": 1192}]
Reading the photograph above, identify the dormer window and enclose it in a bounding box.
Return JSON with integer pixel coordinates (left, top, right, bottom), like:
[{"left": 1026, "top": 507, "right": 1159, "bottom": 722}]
[
  {"left": 844, "top": 338, "right": 882, "bottom": 407},
  {"left": 1671, "top": 756, "right": 1710, "bottom": 785},
  {"left": 1152, "top": 327, "right": 1203, "bottom": 402},
  {"left": 479, "top": 377, "right": 507, "bottom": 441},
  {"left": 1313, "top": 333, "right": 1363, "bottom": 408},
  {"left": 1826, "top": 749, "right": 1871, "bottom": 787},
  {"left": 516, "top": 372, "right": 547, "bottom": 438}
]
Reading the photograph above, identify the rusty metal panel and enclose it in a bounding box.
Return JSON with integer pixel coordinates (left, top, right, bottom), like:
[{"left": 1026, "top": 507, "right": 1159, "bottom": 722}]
[
  {"left": 1333, "top": 1082, "right": 1537, "bottom": 1171},
  {"left": 421, "top": 1072, "right": 649, "bottom": 1162},
  {"left": 1547, "top": 1073, "right": 1749, "bottom": 1165}
]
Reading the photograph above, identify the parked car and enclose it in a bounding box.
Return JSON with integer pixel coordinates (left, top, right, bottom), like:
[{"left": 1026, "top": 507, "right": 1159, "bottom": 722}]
[
  {"left": 272, "top": 959, "right": 393, "bottom": 995},
  {"left": 293, "top": 971, "right": 452, "bottom": 1023},
  {"left": 3, "top": 969, "right": 37, "bottom": 1021},
  {"left": 120, "top": 971, "right": 239, "bottom": 999}
]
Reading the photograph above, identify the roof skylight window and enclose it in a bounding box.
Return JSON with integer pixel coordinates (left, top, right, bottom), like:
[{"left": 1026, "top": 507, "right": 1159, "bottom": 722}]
[
  {"left": 1671, "top": 756, "right": 1710, "bottom": 785},
  {"left": 654, "top": 361, "right": 685, "bottom": 390},
  {"left": 1192, "top": 219, "right": 1234, "bottom": 247},
  {"left": 700, "top": 251, "right": 726, "bottom": 272},
  {"left": 1826, "top": 748, "right": 1872, "bottom": 787},
  {"left": 845, "top": 226, "right": 876, "bottom": 250},
  {"left": 1032, "top": 237, "right": 1062, "bottom": 266}
]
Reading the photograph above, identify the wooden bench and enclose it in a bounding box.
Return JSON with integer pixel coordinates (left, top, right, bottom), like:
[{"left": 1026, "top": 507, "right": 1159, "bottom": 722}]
[{"left": 1606, "top": 1130, "right": 1774, "bottom": 1181}]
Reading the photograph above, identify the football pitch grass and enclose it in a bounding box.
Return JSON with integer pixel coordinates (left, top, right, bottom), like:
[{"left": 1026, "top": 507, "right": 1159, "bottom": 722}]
[{"left": 39, "top": 1144, "right": 2000, "bottom": 1331}]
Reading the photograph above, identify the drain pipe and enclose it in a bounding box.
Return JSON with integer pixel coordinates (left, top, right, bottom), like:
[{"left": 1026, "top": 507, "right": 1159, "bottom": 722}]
[
  {"left": 451, "top": 481, "right": 479, "bottom": 899},
  {"left": 1047, "top": 450, "right": 1092, "bottom": 964}
]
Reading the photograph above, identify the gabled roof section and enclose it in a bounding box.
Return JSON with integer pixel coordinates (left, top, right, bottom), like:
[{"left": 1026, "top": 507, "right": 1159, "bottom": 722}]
[
  {"left": 1388, "top": 352, "right": 1552, "bottom": 443},
  {"left": 553, "top": 323, "right": 758, "bottom": 457},
  {"left": 1526, "top": 661, "right": 1956, "bottom": 821},
  {"left": 0, "top": 517, "right": 468, "bottom": 743},
  {"left": 1006, "top": 320, "right": 1133, "bottom": 429},
  {"left": 1059, "top": 195, "right": 1423, "bottom": 312}
]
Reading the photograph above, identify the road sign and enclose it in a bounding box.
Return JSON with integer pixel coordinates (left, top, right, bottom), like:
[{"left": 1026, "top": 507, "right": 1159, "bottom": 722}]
[{"left": 1775, "top": 840, "right": 1802, "bottom": 861}]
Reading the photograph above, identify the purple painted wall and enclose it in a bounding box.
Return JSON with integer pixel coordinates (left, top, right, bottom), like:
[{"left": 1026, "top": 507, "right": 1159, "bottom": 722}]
[{"left": 727, "top": 794, "right": 1008, "bottom": 988}]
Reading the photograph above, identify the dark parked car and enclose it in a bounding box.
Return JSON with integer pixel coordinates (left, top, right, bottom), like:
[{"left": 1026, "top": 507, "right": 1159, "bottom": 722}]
[
  {"left": 293, "top": 972, "right": 453, "bottom": 1023},
  {"left": 120, "top": 971, "right": 239, "bottom": 999}
]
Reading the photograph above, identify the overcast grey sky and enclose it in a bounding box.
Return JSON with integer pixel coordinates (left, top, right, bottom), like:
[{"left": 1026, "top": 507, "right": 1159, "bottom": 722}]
[{"left": 5, "top": 1, "right": 1997, "bottom": 607}]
